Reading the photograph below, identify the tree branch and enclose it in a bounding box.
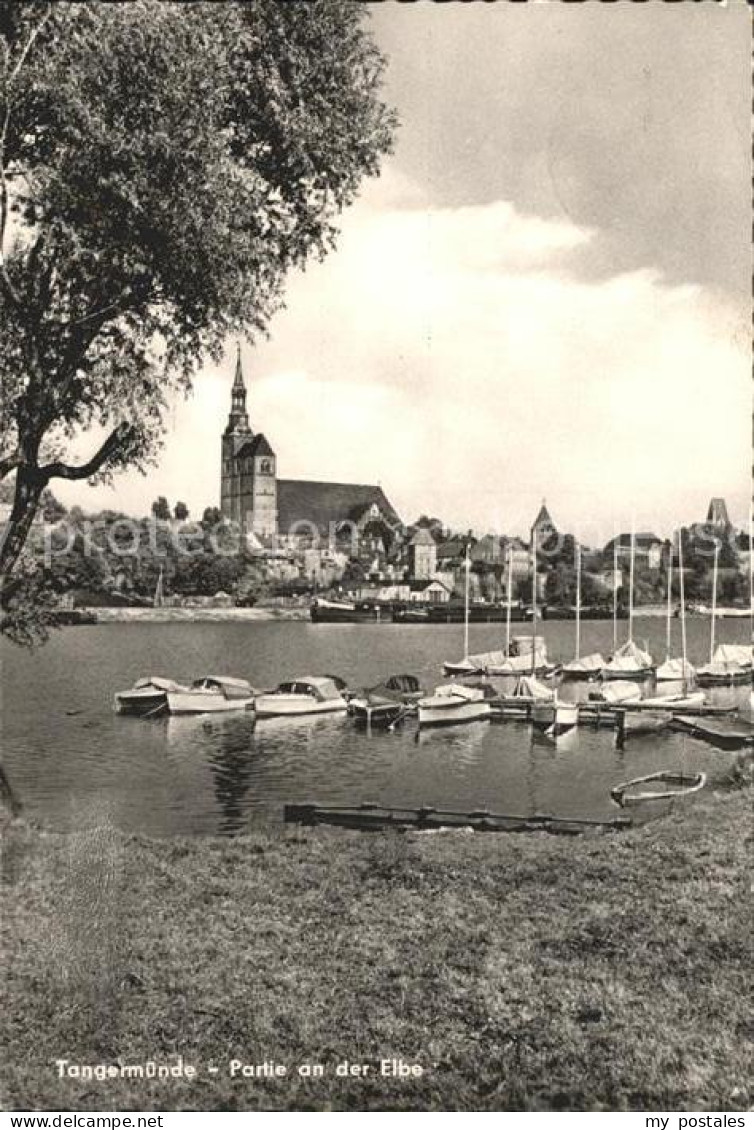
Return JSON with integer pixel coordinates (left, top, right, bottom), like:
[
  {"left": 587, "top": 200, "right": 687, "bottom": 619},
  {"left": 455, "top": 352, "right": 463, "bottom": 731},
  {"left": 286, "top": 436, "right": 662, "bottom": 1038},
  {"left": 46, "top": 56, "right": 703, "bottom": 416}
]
[
  {"left": 38, "top": 422, "right": 135, "bottom": 482},
  {"left": 0, "top": 9, "right": 52, "bottom": 307}
]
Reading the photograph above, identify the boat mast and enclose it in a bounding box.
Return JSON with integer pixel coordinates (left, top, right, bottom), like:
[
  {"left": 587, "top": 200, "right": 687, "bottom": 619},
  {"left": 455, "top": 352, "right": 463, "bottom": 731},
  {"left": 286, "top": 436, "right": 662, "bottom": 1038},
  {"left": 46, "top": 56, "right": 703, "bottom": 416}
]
[
  {"left": 749, "top": 504, "right": 753, "bottom": 659},
  {"left": 665, "top": 543, "right": 673, "bottom": 661},
  {"left": 678, "top": 530, "right": 687, "bottom": 692},
  {"left": 531, "top": 532, "right": 537, "bottom": 674},
  {"left": 613, "top": 533, "right": 618, "bottom": 653},
  {"left": 628, "top": 524, "right": 635, "bottom": 643},
  {"left": 575, "top": 540, "right": 581, "bottom": 662},
  {"left": 505, "top": 546, "right": 513, "bottom": 655},
  {"left": 154, "top": 566, "right": 164, "bottom": 609},
  {"left": 463, "top": 543, "right": 471, "bottom": 661},
  {"left": 710, "top": 539, "right": 719, "bottom": 662}
]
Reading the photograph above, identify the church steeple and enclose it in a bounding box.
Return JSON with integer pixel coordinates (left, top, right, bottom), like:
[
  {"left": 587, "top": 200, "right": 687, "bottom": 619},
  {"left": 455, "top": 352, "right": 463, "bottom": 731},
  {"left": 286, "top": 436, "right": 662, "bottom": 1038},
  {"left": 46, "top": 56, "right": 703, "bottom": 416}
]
[{"left": 225, "top": 342, "right": 252, "bottom": 436}]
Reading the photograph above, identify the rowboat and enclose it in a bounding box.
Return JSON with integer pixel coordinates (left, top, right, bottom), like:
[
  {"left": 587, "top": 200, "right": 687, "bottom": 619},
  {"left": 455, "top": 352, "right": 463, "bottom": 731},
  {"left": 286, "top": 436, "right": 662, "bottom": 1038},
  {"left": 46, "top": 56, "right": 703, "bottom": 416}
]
[
  {"left": 166, "top": 676, "right": 255, "bottom": 714},
  {"left": 349, "top": 673, "right": 423, "bottom": 728},
  {"left": 114, "top": 676, "right": 187, "bottom": 715},
  {"left": 610, "top": 771, "right": 706, "bottom": 807},
  {"left": 255, "top": 676, "right": 350, "bottom": 718},
  {"left": 417, "top": 683, "right": 492, "bottom": 727}
]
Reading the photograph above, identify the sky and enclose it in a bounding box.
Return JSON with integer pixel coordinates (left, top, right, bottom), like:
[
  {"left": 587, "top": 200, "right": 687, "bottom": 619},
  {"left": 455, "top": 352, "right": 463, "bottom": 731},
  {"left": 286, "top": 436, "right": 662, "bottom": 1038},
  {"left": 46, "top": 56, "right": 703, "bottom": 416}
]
[{"left": 58, "top": 1, "right": 752, "bottom": 544}]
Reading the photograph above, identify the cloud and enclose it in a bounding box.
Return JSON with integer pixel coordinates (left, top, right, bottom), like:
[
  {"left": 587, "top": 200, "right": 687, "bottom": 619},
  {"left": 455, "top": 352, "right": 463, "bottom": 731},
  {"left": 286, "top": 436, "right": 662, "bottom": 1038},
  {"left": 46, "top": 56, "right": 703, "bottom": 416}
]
[{"left": 57, "top": 193, "right": 751, "bottom": 544}]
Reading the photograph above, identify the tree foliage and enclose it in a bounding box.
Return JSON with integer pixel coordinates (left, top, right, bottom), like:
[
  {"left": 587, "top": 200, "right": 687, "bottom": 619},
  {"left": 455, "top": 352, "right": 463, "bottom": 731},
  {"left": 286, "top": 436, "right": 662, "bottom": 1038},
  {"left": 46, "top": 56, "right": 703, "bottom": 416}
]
[{"left": 0, "top": 0, "right": 396, "bottom": 640}]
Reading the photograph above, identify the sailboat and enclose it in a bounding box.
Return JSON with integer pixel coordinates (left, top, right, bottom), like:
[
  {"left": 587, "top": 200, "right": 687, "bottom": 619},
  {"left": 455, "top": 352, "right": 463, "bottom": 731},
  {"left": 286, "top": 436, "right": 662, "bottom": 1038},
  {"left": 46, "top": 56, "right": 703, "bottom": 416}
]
[
  {"left": 443, "top": 545, "right": 549, "bottom": 676},
  {"left": 642, "top": 533, "right": 704, "bottom": 709},
  {"left": 697, "top": 541, "right": 752, "bottom": 686},
  {"left": 601, "top": 527, "right": 654, "bottom": 680},
  {"left": 442, "top": 546, "right": 487, "bottom": 675},
  {"left": 656, "top": 536, "right": 696, "bottom": 683},
  {"left": 525, "top": 536, "right": 576, "bottom": 736},
  {"left": 561, "top": 542, "right": 605, "bottom": 679}
]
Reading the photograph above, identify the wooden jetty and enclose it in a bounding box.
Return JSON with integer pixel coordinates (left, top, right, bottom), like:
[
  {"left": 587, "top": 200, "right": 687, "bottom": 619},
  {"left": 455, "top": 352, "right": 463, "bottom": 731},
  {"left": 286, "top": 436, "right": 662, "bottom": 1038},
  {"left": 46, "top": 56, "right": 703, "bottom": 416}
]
[
  {"left": 490, "top": 698, "right": 736, "bottom": 728},
  {"left": 670, "top": 715, "right": 754, "bottom": 751},
  {"left": 284, "top": 801, "right": 633, "bottom": 836}
]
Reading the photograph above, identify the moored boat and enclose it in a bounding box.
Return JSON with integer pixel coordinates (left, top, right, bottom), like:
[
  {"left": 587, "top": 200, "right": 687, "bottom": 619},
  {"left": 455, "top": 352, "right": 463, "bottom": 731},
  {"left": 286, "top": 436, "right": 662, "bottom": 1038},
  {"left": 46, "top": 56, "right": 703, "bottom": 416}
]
[
  {"left": 349, "top": 674, "right": 423, "bottom": 728},
  {"left": 166, "top": 676, "right": 255, "bottom": 714},
  {"left": 561, "top": 652, "right": 605, "bottom": 679},
  {"left": 417, "top": 683, "right": 492, "bottom": 727},
  {"left": 590, "top": 679, "right": 642, "bottom": 705},
  {"left": 114, "top": 676, "right": 187, "bottom": 716},
  {"left": 640, "top": 689, "right": 705, "bottom": 710},
  {"left": 655, "top": 657, "right": 696, "bottom": 682},
  {"left": 531, "top": 699, "right": 579, "bottom": 737},
  {"left": 601, "top": 639, "right": 654, "bottom": 681},
  {"left": 610, "top": 770, "right": 706, "bottom": 807},
  {"left": 696, "top": 660, "right": 750, "bottom": 687},
  {"left": 256, "top": 676, "right": 350, "bottom": 718},
  {"left": 310, "top": 598, "right": 387, "bottom": 623}
]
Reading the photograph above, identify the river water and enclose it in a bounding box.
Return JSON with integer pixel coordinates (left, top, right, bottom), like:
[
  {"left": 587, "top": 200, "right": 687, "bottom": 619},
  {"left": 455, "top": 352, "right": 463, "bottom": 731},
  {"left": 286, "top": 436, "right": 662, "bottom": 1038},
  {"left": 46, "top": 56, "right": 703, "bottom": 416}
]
[{"left": 1, "top": 616, "right": 750, "bottom": 836}]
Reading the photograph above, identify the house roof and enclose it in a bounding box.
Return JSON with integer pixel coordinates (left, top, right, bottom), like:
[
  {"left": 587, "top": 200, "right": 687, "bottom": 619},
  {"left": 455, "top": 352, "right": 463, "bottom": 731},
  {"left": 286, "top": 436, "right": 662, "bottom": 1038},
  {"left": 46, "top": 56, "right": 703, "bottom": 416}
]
[
  {"left": 409, "top": 579, "right": 450, "bottom": 592},
  {"left": 605, "top": 532, "right": 663, "bottom": 552},
  {"left": 504, "top": 536, "right": 529, "bottom": 553},
  {"left": 470, "top": 534, "right": 503, "bottom": 562},
  {"left": 437, "top": 536, "right": 473, "bottom": 559},
  {"left": 236, "top": 433, "right": 275, "bottom": 459},
  {"left": 277, "top": 479, "right": 401, "bottom": 538},
  {"left": 409, "top": 527, "right": 436, "bottom": 547}
]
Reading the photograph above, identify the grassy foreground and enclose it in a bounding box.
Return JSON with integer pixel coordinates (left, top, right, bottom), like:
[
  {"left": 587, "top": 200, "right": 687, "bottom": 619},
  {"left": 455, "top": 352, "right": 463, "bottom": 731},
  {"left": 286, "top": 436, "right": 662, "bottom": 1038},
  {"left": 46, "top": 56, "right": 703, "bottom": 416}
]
[{"left": 1, "top": 789, "right": 751, "bottom": 1113}]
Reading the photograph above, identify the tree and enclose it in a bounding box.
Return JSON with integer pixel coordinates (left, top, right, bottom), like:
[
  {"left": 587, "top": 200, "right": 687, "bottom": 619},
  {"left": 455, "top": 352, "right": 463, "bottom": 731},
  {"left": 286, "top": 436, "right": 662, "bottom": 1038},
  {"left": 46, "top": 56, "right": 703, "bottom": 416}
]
[
  {"left": 174, "top": 501, "right": 189, "bottom": 522},
  {"left": 0, "top": 1, "right": 395, "bottom": 640},
  {"left": 151, "top": 496, "right": 171, "bottom": 522},
  {"left": 201, "top": 507, "right": 223, "bottom": 529}
]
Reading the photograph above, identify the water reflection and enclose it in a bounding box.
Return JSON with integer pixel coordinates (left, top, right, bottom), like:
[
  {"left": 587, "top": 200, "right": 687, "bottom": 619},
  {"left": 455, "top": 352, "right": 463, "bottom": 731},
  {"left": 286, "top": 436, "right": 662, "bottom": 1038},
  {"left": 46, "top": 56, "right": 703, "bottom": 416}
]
[{"left": 1, "top": 617, "right": 750, "bottom": 836}]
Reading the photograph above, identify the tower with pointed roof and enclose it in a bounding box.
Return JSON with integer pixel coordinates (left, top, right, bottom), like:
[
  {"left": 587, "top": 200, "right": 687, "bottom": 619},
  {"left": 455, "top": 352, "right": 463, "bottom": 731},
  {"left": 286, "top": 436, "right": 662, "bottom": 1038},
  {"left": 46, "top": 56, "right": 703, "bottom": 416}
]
[
  {"left": 220, "top": 346, "right": 277, "bottom": 537},
  {"left": 530, "top": 499, "right": 557, "bottom": 547}
]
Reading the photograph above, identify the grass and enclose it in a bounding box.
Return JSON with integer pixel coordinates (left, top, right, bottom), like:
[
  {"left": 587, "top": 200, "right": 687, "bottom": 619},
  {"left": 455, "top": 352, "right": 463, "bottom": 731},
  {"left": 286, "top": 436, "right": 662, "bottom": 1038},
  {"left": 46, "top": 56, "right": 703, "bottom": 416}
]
[{"left": 0, "top": 788, "right": 751, "bottom": 1112}]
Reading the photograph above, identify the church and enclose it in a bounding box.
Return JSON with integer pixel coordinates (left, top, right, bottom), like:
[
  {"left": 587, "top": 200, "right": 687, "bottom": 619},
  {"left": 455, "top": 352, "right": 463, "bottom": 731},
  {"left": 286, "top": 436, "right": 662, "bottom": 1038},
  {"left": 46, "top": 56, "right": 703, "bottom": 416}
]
[{"left": 220, "top": 349, "right": 403, "bottom": 548}]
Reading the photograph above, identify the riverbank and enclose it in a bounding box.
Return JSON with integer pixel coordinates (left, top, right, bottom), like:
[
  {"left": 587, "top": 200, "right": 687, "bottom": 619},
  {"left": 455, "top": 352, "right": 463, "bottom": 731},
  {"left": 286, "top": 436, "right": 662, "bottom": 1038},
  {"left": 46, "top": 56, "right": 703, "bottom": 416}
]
[
  {"left": 1, "top": 786, "right": 749, "bottom": 1112},
  {"left": 79, "top": 604, "right": 310, "bottom": 623}
]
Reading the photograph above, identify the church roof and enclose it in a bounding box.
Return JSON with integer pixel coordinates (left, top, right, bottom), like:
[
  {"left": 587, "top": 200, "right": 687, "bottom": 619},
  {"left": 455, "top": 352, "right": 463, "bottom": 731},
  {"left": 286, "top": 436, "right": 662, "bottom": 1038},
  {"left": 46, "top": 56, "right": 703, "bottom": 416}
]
[
  {"left": 277, "top": 480, "right": 401, "bottom": 538},
  {"left": 706, "top": 497, "right": 730, "bottom": 526},
  {"left": 532, "top": 500, "right": 556, "bottom": 531},
  {"left": 236, "top": 433, "right": 274, "bottom": 459}
]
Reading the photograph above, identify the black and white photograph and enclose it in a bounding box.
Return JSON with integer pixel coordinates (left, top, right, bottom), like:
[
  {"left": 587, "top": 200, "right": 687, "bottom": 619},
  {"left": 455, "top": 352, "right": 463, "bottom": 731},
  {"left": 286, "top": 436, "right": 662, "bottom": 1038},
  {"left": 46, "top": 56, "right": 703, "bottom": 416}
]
[{"left": 0, "top": 0, "right": 751, "bottom": 1118}]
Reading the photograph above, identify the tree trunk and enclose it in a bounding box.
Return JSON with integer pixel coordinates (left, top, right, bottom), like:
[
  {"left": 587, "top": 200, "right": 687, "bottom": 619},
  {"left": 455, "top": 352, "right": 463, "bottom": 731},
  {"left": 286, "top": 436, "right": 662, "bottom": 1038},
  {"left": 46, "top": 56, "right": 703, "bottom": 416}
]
[{"left": 0, "top": 464, "right": 45, "bottom": 600}]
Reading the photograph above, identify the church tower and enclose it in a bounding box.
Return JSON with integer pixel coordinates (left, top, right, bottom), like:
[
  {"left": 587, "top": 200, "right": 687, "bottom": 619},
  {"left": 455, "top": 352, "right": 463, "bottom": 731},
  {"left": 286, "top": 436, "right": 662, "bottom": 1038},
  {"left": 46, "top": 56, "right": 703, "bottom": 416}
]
[{"left": 220, "top": 346, "right": 277, "bottom": 538}]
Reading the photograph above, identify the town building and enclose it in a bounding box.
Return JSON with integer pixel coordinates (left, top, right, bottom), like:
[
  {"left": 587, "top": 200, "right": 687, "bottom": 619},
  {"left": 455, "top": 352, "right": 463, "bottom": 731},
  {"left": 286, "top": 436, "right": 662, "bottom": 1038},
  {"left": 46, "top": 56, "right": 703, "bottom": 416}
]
[
  {"left": 604, "top": 533, "right": 664, "bottom": 571},
  {"left": 706, "top": 497, "right": 731, "bottom": 530},
  {"left": 220, "top": 350, "right": 402, "bottom": 547},
  {"left": 407, "top": 527, "right": 437, "bottom": 580},
  {"left": 530, "top": 500, "right": 558, "bottom": 548}
]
